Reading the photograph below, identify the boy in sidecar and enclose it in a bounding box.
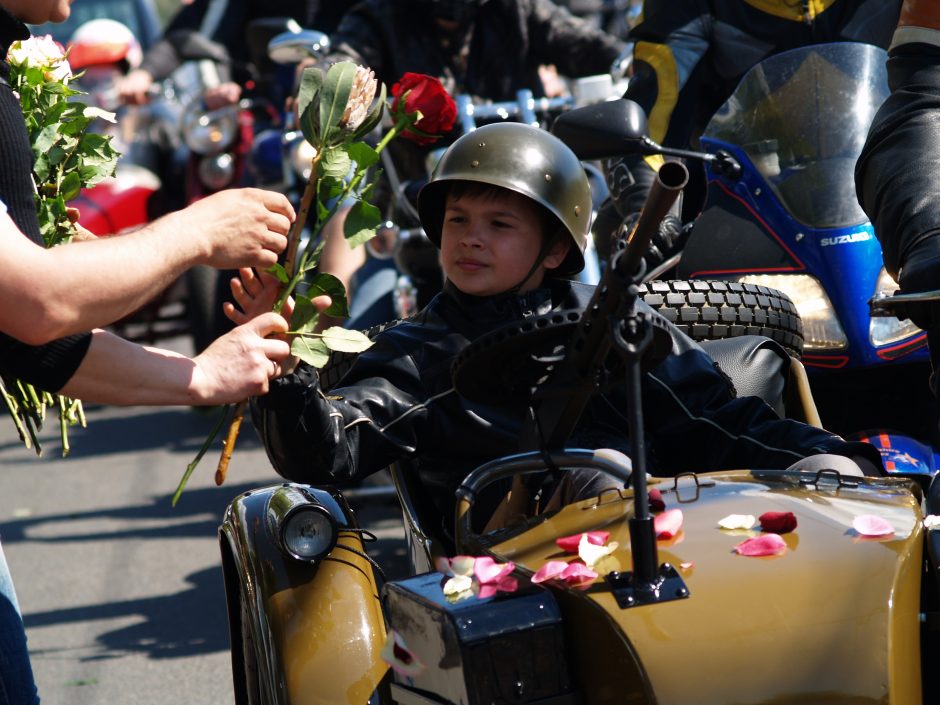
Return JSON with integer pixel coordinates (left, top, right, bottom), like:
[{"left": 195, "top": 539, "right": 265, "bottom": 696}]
[{"left": 236, "top": 121, "right": 882, "bottom": 537}]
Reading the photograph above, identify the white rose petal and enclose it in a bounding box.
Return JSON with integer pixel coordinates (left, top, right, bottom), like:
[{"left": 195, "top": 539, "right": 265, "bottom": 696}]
[
  {"left": 578, "top": 533, "right": 619, "bottom": 567},
  {"left": 83, "top": 106, "right": 117, "bottom": 123},
  {"left": 924, "top": 515, "right": 940, "bottom": 529},
  {"left": 718, "top": 514, "right": 757, "bottom": 530},
  {"left": 442, "top": 574, "right": 473, "bottom": 596}
]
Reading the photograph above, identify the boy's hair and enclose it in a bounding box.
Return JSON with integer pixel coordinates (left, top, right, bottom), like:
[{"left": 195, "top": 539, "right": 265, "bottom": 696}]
[{"left": 445, "top": 180, "right": 569, "bottom": 275}]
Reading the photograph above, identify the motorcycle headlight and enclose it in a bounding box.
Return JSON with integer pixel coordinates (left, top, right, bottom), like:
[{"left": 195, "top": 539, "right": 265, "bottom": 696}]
[
  {"left": 735, "top": 274, "right": 847, "bottom": 350},
  {"left": 289, "top": 137, "right": 317, "bottom": 180},
  {"left": 280, "top": 504, "right": 338, "bottom": 562},
  {"left": 267, "top": 485, "right": 339, "bottom": 562},
  {"left": 197, "top": 153, "right": 235, "bottom": 191},
  {"left": 182, "top": 103, "right": 239, "bottom": 155},
  {"left": 870, "top": 267, "right": 922, "bottom": 346}
]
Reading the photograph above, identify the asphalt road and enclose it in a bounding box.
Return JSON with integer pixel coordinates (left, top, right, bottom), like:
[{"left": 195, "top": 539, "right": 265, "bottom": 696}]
[{"left": 0, "top": 388, "right": 407, "bottom": 704}]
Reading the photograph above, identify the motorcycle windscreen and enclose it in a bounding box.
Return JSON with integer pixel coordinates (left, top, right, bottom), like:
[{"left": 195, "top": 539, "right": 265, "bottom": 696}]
[{"left": 701, "top": 42, "right": 888, "bottom": 229}]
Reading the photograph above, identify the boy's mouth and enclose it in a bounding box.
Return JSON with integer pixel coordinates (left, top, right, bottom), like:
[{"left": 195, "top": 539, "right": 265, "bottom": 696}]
[{"left": 455, "top": 258, "right": 486, "bottom": 271}]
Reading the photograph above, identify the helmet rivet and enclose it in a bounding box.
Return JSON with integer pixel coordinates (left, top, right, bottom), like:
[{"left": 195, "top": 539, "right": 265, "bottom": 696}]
[
  {"left": 545, "top": 174, "right": 552, "bottom": 182},
  {"left": 470, "top": 160, "right": 479, "bottom": 168},
  {"left": 574, "top": 205, "right": 581, "bottom": 216}
]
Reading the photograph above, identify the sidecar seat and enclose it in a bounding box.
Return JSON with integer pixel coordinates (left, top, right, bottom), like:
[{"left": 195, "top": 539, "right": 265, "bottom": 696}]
[{"left": 699, "top": 335, "right": 821, "bottom": 426}]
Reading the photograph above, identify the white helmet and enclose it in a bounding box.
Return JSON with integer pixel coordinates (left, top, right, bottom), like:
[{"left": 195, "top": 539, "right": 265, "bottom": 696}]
[{"left": 69, "top": 19, "right": 142, "bottom": 71}]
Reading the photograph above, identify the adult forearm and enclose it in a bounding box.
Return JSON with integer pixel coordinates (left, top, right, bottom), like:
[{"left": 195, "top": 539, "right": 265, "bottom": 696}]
[
  {"left": 59, "top": 330, "right": 204, "bottom": 406},
  {"left": 1, "top": 211, "right": 202, "bottom": 344}
]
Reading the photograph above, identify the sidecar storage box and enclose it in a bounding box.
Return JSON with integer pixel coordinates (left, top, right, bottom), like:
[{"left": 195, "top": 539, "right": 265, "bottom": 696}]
[{"left": 383, "top": 571, "right": 577, "bottom": 705}]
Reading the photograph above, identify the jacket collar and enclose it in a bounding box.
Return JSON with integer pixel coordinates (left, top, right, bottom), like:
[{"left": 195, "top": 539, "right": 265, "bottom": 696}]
[{"left": 441, "top": 279, "right": 556, "bottom": 322}]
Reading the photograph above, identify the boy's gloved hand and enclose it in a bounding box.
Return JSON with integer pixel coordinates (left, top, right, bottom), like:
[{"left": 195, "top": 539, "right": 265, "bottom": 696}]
[
  {"left": 614, "top": 212, "right": 687, "bottom": 276},
  {"left": 896, "top": 244, "right": 940, "bottom": 329}
]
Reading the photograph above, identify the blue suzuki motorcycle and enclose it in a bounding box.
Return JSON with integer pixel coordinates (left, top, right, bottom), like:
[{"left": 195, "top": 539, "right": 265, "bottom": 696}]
[{"left": 634, "top": 43, "right": 937, "bottom": 475}]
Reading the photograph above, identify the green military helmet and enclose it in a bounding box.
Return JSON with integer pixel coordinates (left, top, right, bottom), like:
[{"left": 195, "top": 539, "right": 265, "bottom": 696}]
[{"left": 417, "top": 122, "right": 591, "bottom": 276}]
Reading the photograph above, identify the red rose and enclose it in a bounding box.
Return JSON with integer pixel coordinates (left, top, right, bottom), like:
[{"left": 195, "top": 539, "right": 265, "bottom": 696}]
[
  {"left": 759, "top": 511, "right": 798, "bottom": 534},
  {"left": 390, "top": 72, "right": 457, "bottom": 146},
  {"left": 648, "top": 488, "right": 665, "bottom": 512}
]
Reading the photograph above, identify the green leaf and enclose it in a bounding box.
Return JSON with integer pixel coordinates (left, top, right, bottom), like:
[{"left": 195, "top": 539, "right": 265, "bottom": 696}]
[
  {"left": 322, "top": 326, "right": 373, "bottom": 353},
  {"left": 33, "top": 124, "right": 60, "bottom": 155},
  {"left": 291, "top": 335, "right": 331, "bottom": 368},
  {"left": 343, "top": 199, "right": 382, "bottom": 249},
  {"left": 346, "top": 140, "right": 380, "bottom": 170},
  {"left": 59, "top": 171, "right": 82, "bottom": 201},
  {"left": 306, "top": 272, "right": 349, "bottom": 318},
  {"left": 319, "top": 145, "right": 352, "bottom": 180},
  {"left": 319, "top": 61, "right": 357, "bottom": 147},
  {"left": 266, "top": 262, "right": 290, "bottom": 284},
  {"left": 289, "top": 294, "right": 321, "bottom": 334},
  {"left": 297, "top": 65, "right": 324, "bottom": 125}
]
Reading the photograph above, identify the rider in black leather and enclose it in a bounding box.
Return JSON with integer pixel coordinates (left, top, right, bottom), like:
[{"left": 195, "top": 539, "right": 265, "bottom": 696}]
[
  {"left": 252, "top": 122, "right": 882, "bottom": 532},
  {"left": 602, "top": 0, "right": 902, "bottom": 271},
  {"left": 855, "top": 0, "right": 940, "bottom": 396}
]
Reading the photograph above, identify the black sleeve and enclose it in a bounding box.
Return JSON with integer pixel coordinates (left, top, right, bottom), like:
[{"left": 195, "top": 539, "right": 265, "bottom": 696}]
[
  {"left": 855, "top": 44, "right": 940, "bottom": 281},
  {"left": 0, "top": 332, "right": 92, "bottom": 393}
]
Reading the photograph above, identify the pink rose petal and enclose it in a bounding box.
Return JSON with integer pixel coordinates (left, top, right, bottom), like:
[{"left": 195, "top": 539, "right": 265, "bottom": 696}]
[
  {"left": 556, "top": 530, "right": 610, "bottom": 553},
  {"left": 654, "top": 509, "right": 683, "bottom": 539},
  {"left": 734, "top": 533, "right": 787, "bottom": 557},
  {"left": 474, "top": 556, "right": 515, "bottom": 585},
  {"left": 560, "top": 562, "right": 598, "bottom": 586},
  {"left": 853, "top": 514, "right": 894, "bottom": 537},
  {"left": 478, "top": 575, "right": 519, "bottom": 599},
  {"left": 532, "top": 561, "right": 569, "bottom": 584},
  {"left": 380, "top": 629, "right": 426, "bottom": 678}
]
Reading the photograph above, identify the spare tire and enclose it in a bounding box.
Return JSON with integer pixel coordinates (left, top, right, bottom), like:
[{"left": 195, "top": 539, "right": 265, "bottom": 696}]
[{"left": 638, "top": 279, "right": 804, "bottom": 359}]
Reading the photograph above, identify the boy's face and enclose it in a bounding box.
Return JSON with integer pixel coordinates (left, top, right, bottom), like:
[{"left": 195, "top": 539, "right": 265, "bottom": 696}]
[
  {"left": 2, "top": 0, "right": 72, "bottom": 24},
  {"left": 439, "top": 188, "right": 570, "bottom": 296}
]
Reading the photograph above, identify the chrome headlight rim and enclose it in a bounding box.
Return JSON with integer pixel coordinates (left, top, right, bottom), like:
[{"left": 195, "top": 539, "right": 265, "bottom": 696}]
[
  {"left": 278, "top": 502, "right": 339, "bottom": 563},
  {"left": 196, "top": 152, "right": 236, "bottom": 191},
  {"left": 181, "top": 102, "right": 240, "bottom": 155}
]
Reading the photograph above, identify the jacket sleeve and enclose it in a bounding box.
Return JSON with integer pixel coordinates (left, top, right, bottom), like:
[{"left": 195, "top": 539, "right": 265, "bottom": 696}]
[
  {"left": 527, "top": 0, "right": 625, "bottom": 78},
  {"left": 623, "top": 0, "right": 711, "bottom": 146},
  {"left": 0, "top": 332, "right": 92, "bottom": 393},
  {"left": 252, "top": 333, "right": 430, "bottom": 485},
  {"left": 641, "top": 334, "right": 882, "bottom": 474},
  {"left": 855, "top": 31, "right": 940, "bottom": 282}
]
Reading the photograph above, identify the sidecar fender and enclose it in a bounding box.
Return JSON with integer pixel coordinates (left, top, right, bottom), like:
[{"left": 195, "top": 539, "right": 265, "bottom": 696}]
[{"left": 219, "top": 483, "right": 388, "bottom": 705}]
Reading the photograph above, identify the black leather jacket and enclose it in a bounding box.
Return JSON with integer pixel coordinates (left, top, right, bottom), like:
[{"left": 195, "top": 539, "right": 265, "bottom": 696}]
[
  {"left": 254, "top": 278, "right": 870, "bottom": 522},
  {"left": 325, "top": 0, "right": 624, "bottom": 101},
  {"left": 855, "top": 43, "right": 940, "bottom": 285}
]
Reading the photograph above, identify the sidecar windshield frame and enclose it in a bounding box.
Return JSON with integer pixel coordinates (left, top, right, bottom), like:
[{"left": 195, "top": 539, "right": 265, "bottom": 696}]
[{"left": 701, "top": 42, "right": 889, "bottom": 229}]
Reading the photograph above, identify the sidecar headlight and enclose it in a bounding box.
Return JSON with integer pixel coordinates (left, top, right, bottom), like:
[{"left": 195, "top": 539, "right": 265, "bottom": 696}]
[
  {"left": 182, "top": 103, "right": 239, "bottom": 155},
  {"left": 289, "top": 137, "right": 317, "bottom": 180},
  {"left": 281, "top": 504, "right": 338, "bottom": 562},
  {"left": 197, "top": 153, "right": 235, "bottom": 190},
  {"left": 870, "top": 267, "right": 922, "bottom": 346},
  {"left": 735, "top": 274, "right": 847, "bottom": 350}
]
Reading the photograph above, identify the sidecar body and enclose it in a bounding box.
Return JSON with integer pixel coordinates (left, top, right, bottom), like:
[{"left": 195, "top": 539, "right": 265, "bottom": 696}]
[{"left": 218, "top": 337, "right": 940, "bottom": 705}]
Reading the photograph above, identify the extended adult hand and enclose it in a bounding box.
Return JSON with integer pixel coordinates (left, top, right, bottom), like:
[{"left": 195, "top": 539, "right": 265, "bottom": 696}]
[
  {"left": 116, "top": 68, "right": 155, "bottom": 105},
  {"left": 173, "top": 188, "right": 295, "bottom": 270},
  {"left": 190, "top": 311, "right": 292, "bottom": 404},
  {"left": 203, "top": 81, "right": 242, "bottom": 110}
]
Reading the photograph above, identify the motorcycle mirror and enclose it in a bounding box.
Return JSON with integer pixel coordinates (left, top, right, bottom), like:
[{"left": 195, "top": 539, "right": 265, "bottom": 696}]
[
  {"left": 551, "top": 98, "right": 649, "bottom": 161},
  {"left": 246, "top": 17, "right": 302, "bottom": 71},
  {"left": 267, "top": 30, "right": 332, "bottom": 65}
]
